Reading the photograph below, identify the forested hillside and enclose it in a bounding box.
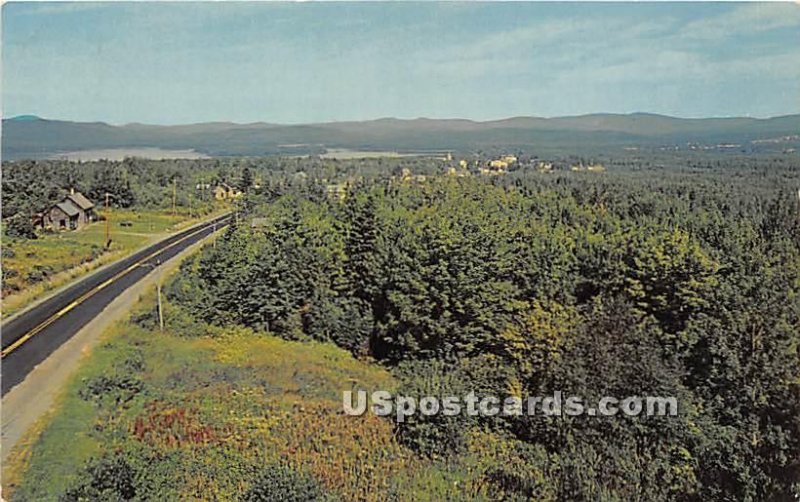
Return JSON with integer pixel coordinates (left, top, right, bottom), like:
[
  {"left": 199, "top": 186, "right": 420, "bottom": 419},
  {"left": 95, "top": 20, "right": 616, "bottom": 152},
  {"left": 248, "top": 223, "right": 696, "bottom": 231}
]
[
  {"left": 164, "top": 157, "right": 799, "bottom": 499},
  {"left": 7, "top": 155, "right": 800, "bottom": 500},
  {"left": 4, "top": 113, "right": 799, "bottom": 159}
]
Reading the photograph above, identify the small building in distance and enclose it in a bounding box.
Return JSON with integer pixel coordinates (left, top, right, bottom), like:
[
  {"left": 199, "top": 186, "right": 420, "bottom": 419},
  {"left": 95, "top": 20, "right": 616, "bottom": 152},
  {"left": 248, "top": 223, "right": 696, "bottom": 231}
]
[
  {"left": 484, "top": 155, "right": 517, "bottom": 174},
  {"left": 39, "top": 190, "right": 96, "bottom": 231},
  {"left": 326, "top": 183, "right": 349, "bottom": 202},
  {"left": 488, "top": 159, "right": 509, "bottom": 170},
  {"left": 213, "top": 183, "right": 242, "bottom": 201}
]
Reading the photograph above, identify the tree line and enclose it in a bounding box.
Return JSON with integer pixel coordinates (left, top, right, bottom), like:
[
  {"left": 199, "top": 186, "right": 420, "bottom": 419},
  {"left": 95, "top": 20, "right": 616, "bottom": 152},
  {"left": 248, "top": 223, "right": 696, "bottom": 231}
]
[{"left": 165, "top": 156, "right": 800, "bottom": 500}]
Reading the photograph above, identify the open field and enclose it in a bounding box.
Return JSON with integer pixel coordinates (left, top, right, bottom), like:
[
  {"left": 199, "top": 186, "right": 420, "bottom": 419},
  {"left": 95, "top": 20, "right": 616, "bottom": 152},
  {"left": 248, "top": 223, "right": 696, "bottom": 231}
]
[
  {"left": 48, "top": 148, "right": 210, "bottom": 162},
  {"left": 0, "top": 223, "right": 224, "bottom": 466},
  {"left": 319, "top": 148, "right": 426, "bottom": 159},
  {"left": 1, "top": 293, "right": 402, "bottom": 500},
  {"left": 3, "top": 287, "right": 528, "bottom": 500},
  {"left": 1, "top": 206, "right": 226, "bottom": 318}
]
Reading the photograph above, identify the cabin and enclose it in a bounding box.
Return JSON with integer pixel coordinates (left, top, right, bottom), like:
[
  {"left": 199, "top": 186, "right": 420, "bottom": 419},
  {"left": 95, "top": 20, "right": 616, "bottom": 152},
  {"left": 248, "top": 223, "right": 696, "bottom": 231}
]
[{"left": 40, "top": 190, "right": 96, "bottom": 231}]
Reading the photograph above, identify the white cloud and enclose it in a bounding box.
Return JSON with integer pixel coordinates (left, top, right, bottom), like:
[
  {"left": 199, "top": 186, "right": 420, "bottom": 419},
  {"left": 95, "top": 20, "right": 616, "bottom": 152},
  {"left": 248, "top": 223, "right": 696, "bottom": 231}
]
[
  {"left": 680, "top": 2, "right": 800, "bottom": 40},
  {"left": 549, "top": 47, "right": 800, "bottom": 88},
  {"left": 411, "top": 3, "right": 799, "bottom": 88}
]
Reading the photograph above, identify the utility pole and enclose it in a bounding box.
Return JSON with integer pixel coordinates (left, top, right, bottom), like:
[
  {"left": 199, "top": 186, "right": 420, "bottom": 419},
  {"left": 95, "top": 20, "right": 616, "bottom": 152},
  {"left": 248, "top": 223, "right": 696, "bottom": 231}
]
[
  {"left": 157, "top": 282, "right": 164, "bottom": 332},
  {"left": 172, "top": 178, "right": 177, "bottom": 218},
  {"left": 156, "top": 258, "right": 164, "bottom": 332},
  {"left": 104, "top": 192, "right": 111, "bottom": 248}
]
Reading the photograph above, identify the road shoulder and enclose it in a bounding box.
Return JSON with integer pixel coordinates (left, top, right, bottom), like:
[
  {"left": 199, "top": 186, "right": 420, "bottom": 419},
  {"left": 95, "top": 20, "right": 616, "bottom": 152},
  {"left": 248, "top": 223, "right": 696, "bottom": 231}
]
[
  {"left": 1, "top": 210, "right": 229, "bottom": 322},
  {"left": 0, "top": 226, "right": 223, "bottom": 477}
]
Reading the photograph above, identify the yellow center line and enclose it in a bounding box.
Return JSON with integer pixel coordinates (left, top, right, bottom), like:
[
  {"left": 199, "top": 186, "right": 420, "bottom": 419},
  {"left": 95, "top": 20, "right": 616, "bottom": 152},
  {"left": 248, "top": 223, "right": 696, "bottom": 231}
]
[{"left": 1, "top": 217, "right": 228, "bottom": 359}]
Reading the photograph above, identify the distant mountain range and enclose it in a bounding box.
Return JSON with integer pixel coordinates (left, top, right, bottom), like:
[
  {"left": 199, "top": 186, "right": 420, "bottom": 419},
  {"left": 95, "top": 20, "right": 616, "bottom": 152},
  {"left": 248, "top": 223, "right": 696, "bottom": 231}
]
[{"left": 3, "top": 113, "right": 799, "bottom": 160}]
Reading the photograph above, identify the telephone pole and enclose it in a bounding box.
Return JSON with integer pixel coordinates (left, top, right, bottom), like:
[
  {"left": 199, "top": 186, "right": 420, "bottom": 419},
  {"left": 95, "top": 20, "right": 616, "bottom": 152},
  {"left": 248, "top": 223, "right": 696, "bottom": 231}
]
[
  {"left": 104, "top": 192, "right": 111, "bottom": 248},
  {"left": 155, "top": 258, "right": 164, "bottom": 332},
  {"left": 172, "top": 178, "right": 177, "bottom": 217},
  {"left": 157, "top": 281, "right": 164, "bottom": 332}
]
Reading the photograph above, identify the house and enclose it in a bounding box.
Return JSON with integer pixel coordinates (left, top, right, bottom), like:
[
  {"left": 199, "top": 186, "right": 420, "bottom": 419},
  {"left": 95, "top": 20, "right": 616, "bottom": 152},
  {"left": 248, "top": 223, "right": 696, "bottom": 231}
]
[
  {"left": 485, "top": 155, "right": 517, "bottom": 172},
  {"left": 40, "top": 190, "right": 96, "bottom": 230},
  {"left": 213, "top": 183, "right": 242, "bottom": 200}
]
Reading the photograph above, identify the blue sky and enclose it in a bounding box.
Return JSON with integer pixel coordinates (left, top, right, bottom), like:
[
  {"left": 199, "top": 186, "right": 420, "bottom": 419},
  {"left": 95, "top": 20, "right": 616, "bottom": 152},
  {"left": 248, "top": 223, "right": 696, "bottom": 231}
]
[{"left": 3, "top": 2, "right": 799, "bottom": 124}]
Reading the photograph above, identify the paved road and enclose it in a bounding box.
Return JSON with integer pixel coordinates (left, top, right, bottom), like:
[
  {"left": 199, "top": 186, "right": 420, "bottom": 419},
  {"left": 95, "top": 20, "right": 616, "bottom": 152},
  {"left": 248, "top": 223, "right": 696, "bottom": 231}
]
[{"left": 1, "top": 213, "right": 231, "bottom": 395}]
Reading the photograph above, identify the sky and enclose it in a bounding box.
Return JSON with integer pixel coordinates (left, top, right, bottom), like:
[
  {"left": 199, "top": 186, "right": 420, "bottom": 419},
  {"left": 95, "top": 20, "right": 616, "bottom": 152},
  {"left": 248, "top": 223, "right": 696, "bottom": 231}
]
[{"left": 2, "top": 1, "right": 799, "bottom": 125}]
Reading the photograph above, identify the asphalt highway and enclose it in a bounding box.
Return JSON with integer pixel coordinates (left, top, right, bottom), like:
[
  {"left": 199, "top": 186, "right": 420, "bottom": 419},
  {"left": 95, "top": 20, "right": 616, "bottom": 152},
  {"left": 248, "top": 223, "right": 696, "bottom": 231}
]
[{"left": 1, "top": 213, "right": 231, "bottom": 395}]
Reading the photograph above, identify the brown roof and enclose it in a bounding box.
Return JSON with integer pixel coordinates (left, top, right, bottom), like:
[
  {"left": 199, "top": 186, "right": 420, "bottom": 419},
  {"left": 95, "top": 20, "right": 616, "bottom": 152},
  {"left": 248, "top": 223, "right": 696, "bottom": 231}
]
[
  {"left": 67, "top": 192, "right": 94, "bottom": 210},
  {"left": 55, "top": 200, "right": 80, "bottom": 217}
]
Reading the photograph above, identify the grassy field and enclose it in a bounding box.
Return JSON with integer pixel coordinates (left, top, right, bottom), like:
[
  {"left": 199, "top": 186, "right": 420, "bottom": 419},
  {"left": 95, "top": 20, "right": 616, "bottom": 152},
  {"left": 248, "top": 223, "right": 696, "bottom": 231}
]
[
  {"left": 49, "top": 148, "right": 210, "bottom": 162},
  {"left": 2, "top": 287, "right": 536, "bottom": 501},
  {"left": 1, "top": 207, "right": 226, "bottom": 318},
  {"left": 2, "top": 290, "right": 406, "bottom": 500}
]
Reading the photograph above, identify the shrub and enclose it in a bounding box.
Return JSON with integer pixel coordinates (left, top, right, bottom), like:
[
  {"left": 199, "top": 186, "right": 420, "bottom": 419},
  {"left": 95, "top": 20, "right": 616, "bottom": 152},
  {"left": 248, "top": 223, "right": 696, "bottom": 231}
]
[
  {"left": 392, "top": 359, "right": 477, "bottom": 458},
  {"left": 131, "top": 303, "right": 159, "bottom": 331},
  {"left": 242, "top": 464, "right": 327, "bottom": 502},
  {"left": 79, "top": 374, "right": 143, "bottom": 405},
  {"left": 26, "top": 264, "right": 55, "bottom": 284},
  {"left": 5, "top": 214, "right": 37, "bottom": 239},
  {"left": 303, "top": 296, "right": 373, "bottom": 355},
  {"left": 60, "top": 454, "right": 137, "bottom": 501}
]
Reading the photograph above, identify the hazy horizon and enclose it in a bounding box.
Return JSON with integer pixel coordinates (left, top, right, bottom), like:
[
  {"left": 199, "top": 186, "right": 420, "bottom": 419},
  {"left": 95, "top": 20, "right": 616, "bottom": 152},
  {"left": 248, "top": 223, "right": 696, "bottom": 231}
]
[
  {"left": 6, "top": 110, "right": 800, "bottom": 128},
  {"left": 3, "top": 2, "right": 800, "bottom": 125}
]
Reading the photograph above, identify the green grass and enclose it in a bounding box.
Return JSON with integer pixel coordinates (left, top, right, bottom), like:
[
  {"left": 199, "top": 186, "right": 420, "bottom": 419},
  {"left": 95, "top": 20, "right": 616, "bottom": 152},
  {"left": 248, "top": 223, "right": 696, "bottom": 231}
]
[
  {"left": 1, "top": 206, "right": 226, "bottom": 318},
  {"left": 3, "top": 288, "right": 527, "bottom": 501},
  {"left": 2, "top": 287, "right": 404, "bottom": 500},
  {"left": 3, "top": 366, "right": 103, "bottom": 499}
]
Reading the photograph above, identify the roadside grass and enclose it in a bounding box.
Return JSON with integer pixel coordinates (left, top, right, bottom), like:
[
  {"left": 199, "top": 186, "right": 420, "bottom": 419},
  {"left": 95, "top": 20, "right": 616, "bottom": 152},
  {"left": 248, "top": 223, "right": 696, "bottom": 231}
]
[
  {"left": 5, "top": 293, "right": 526, "bottom": 500},
  {"left": 1, "top": 206, "right": 226, "bottom": 318},
  {"left": 2, "top": 373, "right": 103, "bottom": 499},
  {"left": 3, "top": 288, "right": 412, "bottom": 500}
]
